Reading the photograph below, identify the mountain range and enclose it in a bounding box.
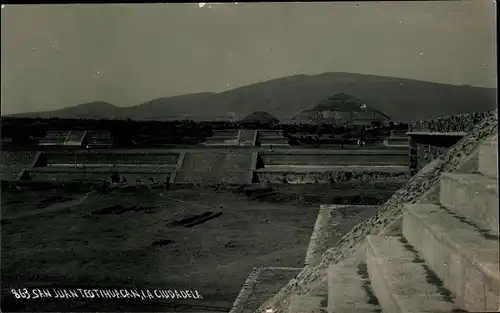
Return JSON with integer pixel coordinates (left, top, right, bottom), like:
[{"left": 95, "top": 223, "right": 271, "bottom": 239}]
[{"left": 5, "top": 72, "right": 497, "bottom": 122}]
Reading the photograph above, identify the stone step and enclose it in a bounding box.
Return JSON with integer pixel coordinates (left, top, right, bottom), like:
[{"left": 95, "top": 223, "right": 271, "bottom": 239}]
[
  {"left": 479, "top": 140, "right": 498, "bottom": 179},
  {"left": 327, "top": 263, "right": 381, "bottom": 313},
  {"left": 402, "top": 204, "right": 500, "bottom": 312},
  {"left": 440, "top": 173, "right": 499, "bottom": 235},
  {"left": 365, "top": 235, "right": 463, "bottom": 313},
  {"left": 288, "top": 295, "right": 324, "bottom": 313}
]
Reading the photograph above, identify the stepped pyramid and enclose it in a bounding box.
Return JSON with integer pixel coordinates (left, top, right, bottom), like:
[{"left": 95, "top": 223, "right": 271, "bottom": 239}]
[
  {"left": 293, "top": 134, "right": 499, "bottom": 312},
  {"left": 238, "top": 111, "right": 498, "bottom": 313},
  {"left": 281, "top": 93, "right": 391, "bottom": 126}
]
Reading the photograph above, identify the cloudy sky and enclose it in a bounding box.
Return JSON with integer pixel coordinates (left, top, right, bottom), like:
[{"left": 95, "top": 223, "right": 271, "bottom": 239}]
[{"left": 0, "top": 1, "right": 496, "bottom": 115}]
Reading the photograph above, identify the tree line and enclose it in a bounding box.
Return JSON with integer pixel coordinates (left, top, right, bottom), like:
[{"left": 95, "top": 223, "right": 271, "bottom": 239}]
[{"left": 1, "top": 117, "right": 407, "bottom": 146}]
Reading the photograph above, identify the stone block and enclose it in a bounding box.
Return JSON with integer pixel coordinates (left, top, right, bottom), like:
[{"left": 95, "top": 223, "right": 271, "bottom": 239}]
[{"left": 440, "top": 172, "right": 499, "bottom": 235}]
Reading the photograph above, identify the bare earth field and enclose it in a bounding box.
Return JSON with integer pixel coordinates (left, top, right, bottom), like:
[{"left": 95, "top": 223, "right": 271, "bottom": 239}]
[{"left": 1, "top": 184, "right": 398, "bottom": 312}]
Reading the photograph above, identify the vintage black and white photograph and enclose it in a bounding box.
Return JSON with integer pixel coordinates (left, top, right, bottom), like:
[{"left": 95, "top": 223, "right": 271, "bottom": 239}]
[{"left": 0, "top": 2, "right": 498, "bottom": 313}]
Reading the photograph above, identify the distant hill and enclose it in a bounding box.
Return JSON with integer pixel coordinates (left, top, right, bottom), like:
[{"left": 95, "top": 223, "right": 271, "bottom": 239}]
[
  {"left": 11, "top": 101, "right": 125, "bottom": 120},
  {"left": 240, "top": 111, "right": 279, "bottom": 125},
  {"left": 6, "top": 72, "right": 497, "bottom": 122}
]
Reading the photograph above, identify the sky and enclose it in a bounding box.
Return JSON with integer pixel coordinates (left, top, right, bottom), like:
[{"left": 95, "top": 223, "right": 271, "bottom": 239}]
[{"left": 0, "top": 1, "right": 497, "bottom": 115}]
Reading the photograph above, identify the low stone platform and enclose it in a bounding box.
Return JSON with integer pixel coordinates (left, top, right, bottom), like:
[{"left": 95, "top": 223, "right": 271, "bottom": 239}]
[
  {"left": 23, "top": 166, "right": 176, "bottom": 184},
  {"left": 255, "top": 166, "right": 409, "bottom": 185},
  {"left": 3, "top": 147, "right": 411, "bottom": 186},
  {"left": 172, "top": 151, "right": 256, "bottom": 185},
  {"left": 327, "top": 262, "right": 381, "bottom": 313},
  {"left": 383, "top": 136, "right": 408, "bottom": 148},
  {"left": 230, "top": 267, "right": 302, "bottom": 313},
  {"left": 305, "top": 205, "right": 379, "bottom": 267},
  {"left": 258, "top": 150, "right": 408, "bottom": 166}
]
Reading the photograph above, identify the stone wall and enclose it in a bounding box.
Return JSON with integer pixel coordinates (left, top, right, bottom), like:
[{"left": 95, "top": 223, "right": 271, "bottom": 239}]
[
  {"left": 255, "top": 170, "right": 409, "bottom": 186},
  {"left": 409, "top": 111, "right": 492, "bottom": 132},
  {"left": 26, "top": 171, "right": 172, "bottom": 184},
  {"left": 0, "top": 151, "right": 38, "bottom": 181},
  {"left": 407, "top": 112, "right": 494, "bottom": 174},
  {"left": 42, "top": 151, "right": 180, "bottom": 166},
  {"left": 1, "top": 151, "right": 37, "bottom": 166},
  {"left": 259, "top": 152, "right": 408, "bottom": 166}
]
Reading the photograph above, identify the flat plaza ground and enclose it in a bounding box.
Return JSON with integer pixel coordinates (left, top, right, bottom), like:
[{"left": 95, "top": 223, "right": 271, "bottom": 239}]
[{"left": 0, "top": 184, "right": 398, "bottom": 312}]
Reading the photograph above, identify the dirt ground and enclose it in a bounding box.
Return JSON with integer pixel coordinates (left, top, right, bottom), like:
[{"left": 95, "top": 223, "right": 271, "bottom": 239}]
[{"left": 0, "top": 183, "right": 398, "bottom": 312}]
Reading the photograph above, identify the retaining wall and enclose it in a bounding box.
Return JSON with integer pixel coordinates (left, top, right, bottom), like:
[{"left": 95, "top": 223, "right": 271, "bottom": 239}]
[
  {"left": 407, "top": 112, "right": 489, "bottom": 173},
  {"left": 255, "top": 168, "right": 409, "bottom": 185},
  {"left": 205, "top": 137, "right": 239, "bottom": 146},
  {"left": 383, "top": 137, "right": 408, "bottom": 146},
  {"left": 390, "top": 130, "right": 408, "bottom": 137},
  {"left": 0, "top": 151, "right": 38, "bottom": 180},
  {"left": 26, "top": 170, "right": 172, "bottom": 184},
  {"left": 258, "top": 130, "right": 284, "bottom": 137},
  {"left": 4, "top": 148, "right": 412, "bottom": 186},
  {"left": 213, "top": 130, "right": 240, "bottom": 137},
  {"left": 260, "top": 138, "right": 289, "bottom": 146},
  {"left": 41, "top": 151, "right": 180, "bottom": 166},
  {"left": 258, "top": 151, "right": 408, "bottom": 166},
  {"left": 410, "top": 111, "right": 492, "bottom": 133}
]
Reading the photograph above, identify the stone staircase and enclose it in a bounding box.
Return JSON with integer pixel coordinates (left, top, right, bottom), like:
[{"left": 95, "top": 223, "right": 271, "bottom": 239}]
[
  {"left": 172, "top": 151, "right": 256, "bottom": 185},
  {"left": 243, "top": 111, "right": 498, "bottom": 313},
  {"left": 283, "top": 135, "right": 499, "bottom": 312}
]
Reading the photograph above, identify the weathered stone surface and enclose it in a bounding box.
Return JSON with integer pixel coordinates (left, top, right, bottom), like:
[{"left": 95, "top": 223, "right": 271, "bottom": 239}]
[
  {"left": 479, "top": 140, "right": 498, "bottom": 178},
  {"left": 402, "top": 204, "right": 500, "bottom": 312},
  {"left": 410, "top": 111, "right": 492, "bottom": 133},
  {"left": 41, "top": 151, "right": 180, "bottom": 166},
  {"left": 174, "top": 151, "right": 254, "bottom": 184},
  {"left": 327, "top": 262, "right": 381, "bottom": 313},
  {"left": 366, "top": 235, "right": 461, "bottom": 313},
  {"left": 255, "top": 168, "right": 409, "bottom": 185},
  {"left": 416, "top": 144, "right": 449, "bottom": 172},
  {"left": 305, "top": 205, "right": 379, "bottom": 267},
  {"left": 238, "top": 130, "right": 258, "bottom": 146},
  {"left": 259, "top": 130, "right": 284, "bottom": 137},
  {"left": 213, "top": 130, "right": 240, "bottom": 137},
  {"left": 26, "top": 169, "right": 173, "bottom": 184},
  {"left": 440, "top": 173, "right": 499, "bottom": 235},
  {"left": 408, "top": 112, "right": 493, "bottom": 171},
  {"left": 288, "top": 295, "right": 323, "bottom": 313},
  {"left": 259, "top": 151, "right": 408, "bottom": 166},
  {"left": 230, "top": 267, "right": 302, "bottom": 313},
  {"left": 0, "top": 151, "right": 38, "bottom": 181}
]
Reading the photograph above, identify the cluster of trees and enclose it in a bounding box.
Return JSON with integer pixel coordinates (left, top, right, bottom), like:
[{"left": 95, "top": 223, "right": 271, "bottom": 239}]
[
  {"left": 0, "top": 117, "right": 276, "bottom": 146},
  {"left": 0, "top": 117, "right": 407, "bottom": 147}
]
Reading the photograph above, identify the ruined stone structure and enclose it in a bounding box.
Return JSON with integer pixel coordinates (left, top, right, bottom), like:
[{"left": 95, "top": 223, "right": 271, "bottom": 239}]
[
  {"left": 38, "top": 130, "right": 87, "bottom": 148},
  {"left": 37, "top": 130, "right": 113, "bottom": 149},
  {"left": 280, "top": 93, "right": 391, "bottom": 126},
  {"left": 4, "top": 147, "right": 408, "bottom": 187},
  {"left": 383, "top": 129, "right": 409, "bottom": 148},
  {"left": 2, "top": 111, "right": 497, "bottom": 313},
  {"left": 204, "top": 130, "right": 241, "bottom": 146},
  {"left": 203, "top": 129, "right": 288, "bottom": 147},
  {"left": 257, "top": 130, "right": 289, "bottom": 146}
]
